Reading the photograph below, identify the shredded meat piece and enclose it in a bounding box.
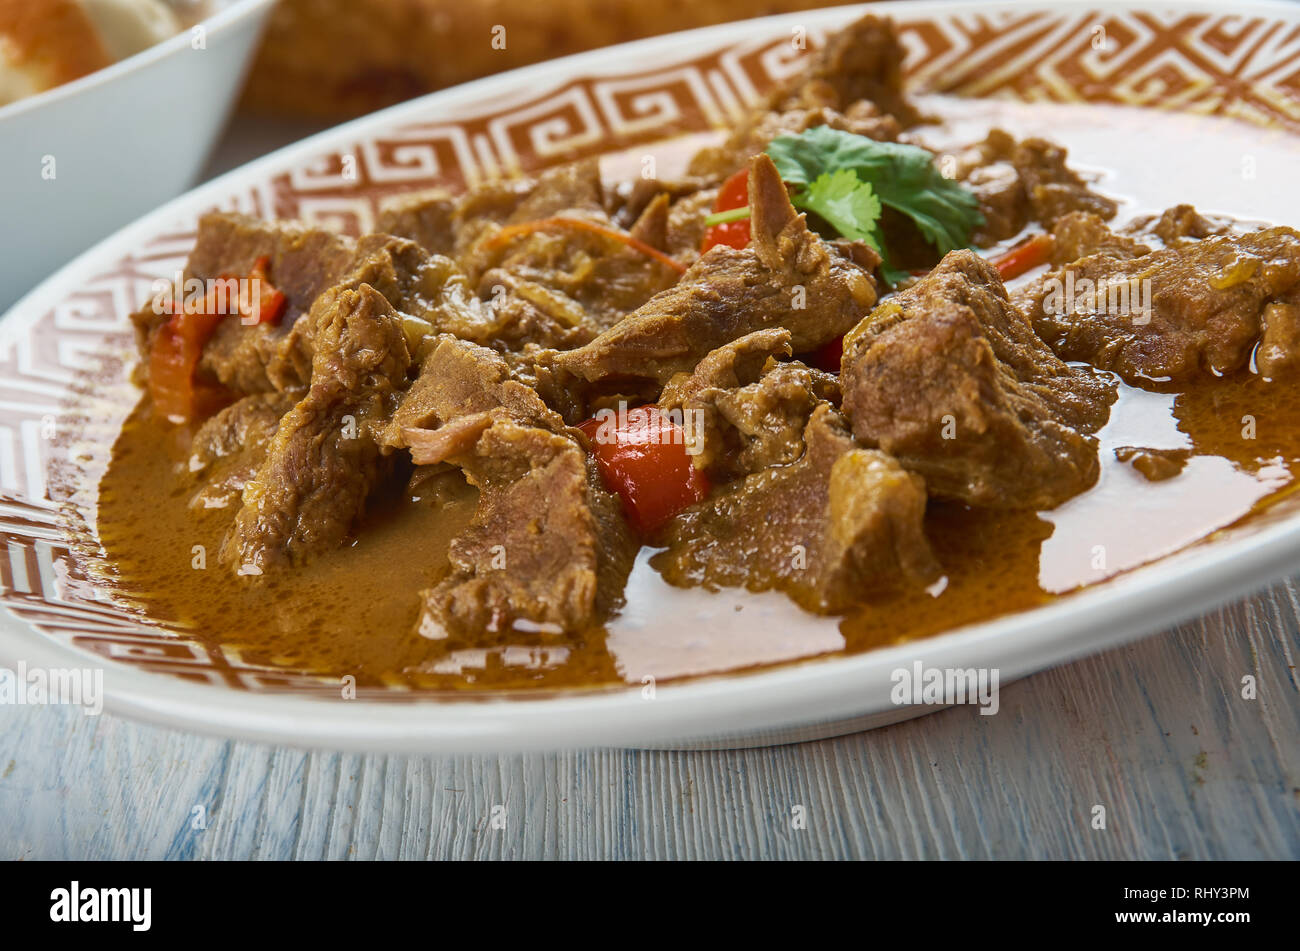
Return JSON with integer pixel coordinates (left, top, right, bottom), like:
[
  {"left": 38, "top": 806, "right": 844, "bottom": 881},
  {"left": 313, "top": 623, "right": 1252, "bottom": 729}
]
[
  {"left": 664, "top": 188, "right": 717, "bottom": 263},
  {"left": 1125, "top": 203, "right": 1234, "bottom": 249},
  {"left": 264, "top": 232, "right": 476, "bottom": 391},
  {"left": 689, "top": 14, "right": 918, "bottom": 180},
  {"left": 610, "top": 177, "right": 719, "bottom": 269},
  {"left": 1259, "top": 299, "right": 1300, "bottom": 379},
  {"left": 546, "top": 153, "right": 877, "bottom": 407},
  {"left": 1048, "top": 212, "right": 1151, "bottom": 267},
  {"left": 383, "top": 160, "right": 681, "bottom": 349},
  {"left": 376, "top": 187, "right": 456, "bottom": 256},
  {"left": 220, "top": 284, "right": 412, "bottom": 573},
  {"left": 380, "top": 334, "right": 563, "bottom": 448},
  {"left": 659, "top": 329, "right": 839, "bottom": 482},
  {"left": 475, "top": 187, "right": 675, "bottom": 344},
  {"left": 133, "top": 212, "right": 514, "bottom": 398},
  {"left": 381, "top": 334, "right": 635, "bottom": 635},
  {"left": 129, "top": 212, "right": 359, "bottom": 394}
]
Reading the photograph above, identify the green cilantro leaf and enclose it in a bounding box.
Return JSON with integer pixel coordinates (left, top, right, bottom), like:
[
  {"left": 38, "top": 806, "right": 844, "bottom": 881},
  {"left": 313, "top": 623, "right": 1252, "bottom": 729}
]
[
  {"left": 791, "top": 169, "right": 882, "bottom": 252},
  {"left": 766, "top": 126, "right": 984, "bottom": 256}
]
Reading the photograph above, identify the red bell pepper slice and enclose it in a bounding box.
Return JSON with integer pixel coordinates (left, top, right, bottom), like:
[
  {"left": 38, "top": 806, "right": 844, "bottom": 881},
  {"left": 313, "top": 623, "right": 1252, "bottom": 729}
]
[
  {"left": 990, "top": 232, "right": 1056, "bottom": 281},
  {"left": 577, "top": 405, "right": 710, "bottom": 534},
  {"left": 700, "top": 168, "right": 751, "bottom": 253},
  {"left": 147, "top": 256, "right": 287, "bottom": 422}
]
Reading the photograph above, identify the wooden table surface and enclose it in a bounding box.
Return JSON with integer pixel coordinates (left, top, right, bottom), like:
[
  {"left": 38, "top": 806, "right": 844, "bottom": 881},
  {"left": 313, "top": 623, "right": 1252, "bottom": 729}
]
[
  {"left": 2, "top": 121, "right": 1298, "bottom": 863},
  {"left": 3, "top": 577, "right": 1297, "bottom": 860}
]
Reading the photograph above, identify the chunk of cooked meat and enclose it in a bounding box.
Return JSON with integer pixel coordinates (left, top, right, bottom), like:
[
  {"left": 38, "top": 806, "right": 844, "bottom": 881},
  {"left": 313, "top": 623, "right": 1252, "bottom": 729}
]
[
  {"left": 1125, "top": 203, "right": 1233, "bottom": 249},
  {"left": 262, "top": 232, "right": 477, "bottom": 391},
  {"left": 136, "top": 212, "right": 508, "bottom": 398},
  {"left": 695, "top": 99, "right": 906, "bottom": 183},
  {"left": 220, "top": 284, "right": 412, "bottom": 573},
  {"left": 841, "top": 250, "right": 1116, "bottom": 509},
  {"left": 689, "top": 14, "right": 918, "bottom": 180},
  {"left": 1050, "top": 205, "right": 1248, "bottom": 270},
  {"left": 460, "top": 164, "right": 682, "bottom": 339},
  {"left": 613, "top": 174, "right": 714, "bottom": 232},
  {"left": 436, "top": 178, "right": 536, "bottom": 256},
  {"left": 952, "top": 129, "right": 1117, "bottom": 245},
  {"left": 382, "top": 161, "right": 684, "bottom": 350},
  {"left": 469, "top": 221, "right": 678, "bottom": 338},
  {"left": 380, "top": 334, "right": 563, "bottom": 448},
  {"left": 504, "top": 158, "right": 609, "bottom": 226},
  {"left": 141, "top": 212, "right": 358, "bottom": 344},
  {"left": 652, "top": 405, "right": 940, "bottom": 613},
  {"left": 664, "top": 188, "right": 717, "bottom": 262},
  {"left": 1114, "top": 446, "right": 1190, "bottom": 482},
  {"left": 1258, "top": 298, "right": 1300, "bottom": 379},
  {"left": 659, "top": 328, "right": 839, "bottom": 482},
  {"left": 1017, "top": 227, "right": 1300, "bottom": 382},
  {"left": 774, "top": 13, "right": 920, "bottom": 128},
  {"left": 382, "top": 161, "right": 609, "bottom": 263},
  {"left": 376, "top": 187, "right": 456, "bottom": 256},
  {"left": 186, "top": 392, "right": 296, "bottom": 511},
  {"left": 547, "top": 153, "right": 877, "bottom": 404},
  {"left": 1048, "top": 212, "right": 1151, "bottom": 267},
  {"left": 665, "top": 327, "right": 795, "bottom": 395},
  {"left": 130, "top": 212, "right": 360, "bottom": 394},
  {"left": 385, "top": 336, "right": 636, "bottom": 636},
  {"left": 409, "top": 414, "right": 637, "bottom": 638}
]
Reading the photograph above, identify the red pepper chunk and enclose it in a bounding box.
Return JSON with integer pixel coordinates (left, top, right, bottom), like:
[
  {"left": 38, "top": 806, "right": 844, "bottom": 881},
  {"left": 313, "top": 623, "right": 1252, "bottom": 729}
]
[
  {"left": 244, "top": 255, "right": 287, "bottom": 325},
  {"left": 700, "top": 168, "right": 751, "bottom": 253},
  {"left": 990, "top": 232, "right": 1056, "bottom": 281},
  {"left": 147, "top": 256, "right": 287, "bottom": 422},
  {"left": 148, "top": 308, "right": 225, "bottom": 422},
  {"left": 577, "top": 405, "right": 710, "bottom": 535}
]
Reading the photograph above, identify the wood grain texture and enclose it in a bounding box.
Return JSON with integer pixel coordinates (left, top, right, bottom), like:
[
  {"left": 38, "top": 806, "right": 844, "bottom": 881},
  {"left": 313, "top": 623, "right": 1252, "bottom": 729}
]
[{"left": 2, "top": 578, "right": 1297, "bottom": 860}]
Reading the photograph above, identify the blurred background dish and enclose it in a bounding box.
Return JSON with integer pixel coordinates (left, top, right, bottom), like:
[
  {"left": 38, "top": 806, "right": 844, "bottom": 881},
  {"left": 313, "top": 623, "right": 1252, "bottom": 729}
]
[
  {"left": 238, "top": 0, "right": 863, "bottom": 120},
  {"left": 0, "top": 0, "right": 199, "bottom": 110},
  {"left": 0, "top": 0, "right": 275, "bottom": 312}
]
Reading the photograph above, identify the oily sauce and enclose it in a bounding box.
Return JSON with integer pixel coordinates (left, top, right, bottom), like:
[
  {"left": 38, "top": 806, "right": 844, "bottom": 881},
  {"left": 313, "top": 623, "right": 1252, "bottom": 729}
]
[{"left": 93, "top": 369, "right": 1300, "bottom": 691}]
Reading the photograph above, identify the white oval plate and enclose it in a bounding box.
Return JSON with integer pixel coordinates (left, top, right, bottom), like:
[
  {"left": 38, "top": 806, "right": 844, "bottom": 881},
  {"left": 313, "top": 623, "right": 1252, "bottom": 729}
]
[{"left": 2, "top": 0, "right": 1299, "bottom": 752}]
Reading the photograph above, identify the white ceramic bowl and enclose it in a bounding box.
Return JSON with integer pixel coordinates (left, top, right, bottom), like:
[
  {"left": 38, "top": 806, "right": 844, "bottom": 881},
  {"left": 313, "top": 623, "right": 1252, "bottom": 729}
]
[
  {"left": 1, "top": 0, "right": 1298, "bottom": 752},
  {"left": 0, "top": 0, "right": 276, "bottom": 313}
]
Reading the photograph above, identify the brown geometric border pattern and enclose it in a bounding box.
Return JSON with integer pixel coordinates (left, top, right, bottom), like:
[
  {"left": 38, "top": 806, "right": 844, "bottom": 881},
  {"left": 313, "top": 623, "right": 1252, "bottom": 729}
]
[{"left": 0, "top": 8, "right": 1296, "bottom": 696}]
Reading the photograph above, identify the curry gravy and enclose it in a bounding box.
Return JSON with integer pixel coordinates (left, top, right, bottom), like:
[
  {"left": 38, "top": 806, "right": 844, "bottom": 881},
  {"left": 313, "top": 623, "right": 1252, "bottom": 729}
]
[
  {"left": 94, "top": 361, "right": 1300, "bottom": 691},
  {"left": 93, "top": 98, "right": 1300, "bottom": 691}
]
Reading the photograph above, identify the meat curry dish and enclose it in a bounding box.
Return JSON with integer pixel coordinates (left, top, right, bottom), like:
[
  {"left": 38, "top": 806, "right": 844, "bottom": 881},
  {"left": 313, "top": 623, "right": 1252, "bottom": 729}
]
[{"left": 98, "top": 15, "right": 1300, "bottom": 690}]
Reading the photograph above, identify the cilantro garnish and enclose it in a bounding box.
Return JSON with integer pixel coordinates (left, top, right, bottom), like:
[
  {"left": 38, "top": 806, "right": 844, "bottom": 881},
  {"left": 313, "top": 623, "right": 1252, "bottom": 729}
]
[
  {"left": 796, "top": 168, "right": 883, "bottom": 250},
  {"left": 703, "top": 126, "right": 985, "bottom": 287}
]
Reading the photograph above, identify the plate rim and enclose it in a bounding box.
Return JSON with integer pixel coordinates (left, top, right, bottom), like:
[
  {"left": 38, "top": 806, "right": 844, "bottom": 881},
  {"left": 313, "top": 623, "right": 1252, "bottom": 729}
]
[{"left": 3, "top": 0, "right": 1299, "bottom": 752}]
